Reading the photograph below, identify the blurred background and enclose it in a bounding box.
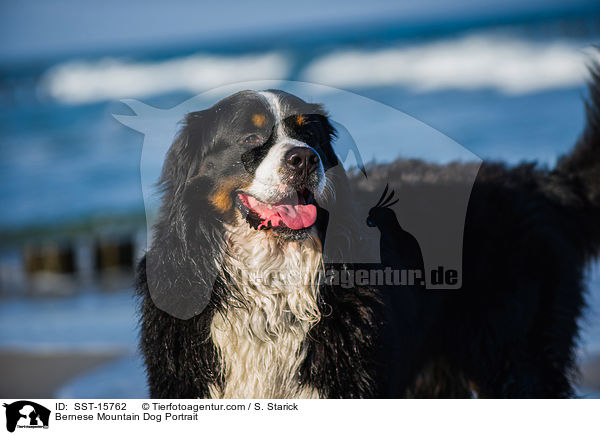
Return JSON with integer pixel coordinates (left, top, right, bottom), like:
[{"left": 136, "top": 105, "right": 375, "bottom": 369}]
[{"left": 1, "top": 0, "right": 600, "bottom": 398}]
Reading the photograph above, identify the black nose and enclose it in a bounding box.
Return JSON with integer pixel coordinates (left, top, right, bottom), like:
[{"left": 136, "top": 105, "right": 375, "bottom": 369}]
[{"left": 285, "top": 147, "right": 320, "bottom": 178}]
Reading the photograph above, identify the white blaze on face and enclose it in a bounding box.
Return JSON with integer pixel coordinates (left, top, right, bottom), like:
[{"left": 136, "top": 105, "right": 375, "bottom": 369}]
[{"left": 244, "top": 91, "right": 325, "bottom": 203}]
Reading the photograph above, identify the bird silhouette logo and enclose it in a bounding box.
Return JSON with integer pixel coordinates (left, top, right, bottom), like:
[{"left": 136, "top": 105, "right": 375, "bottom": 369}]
[{"left": 367, "top": 184, "right": 425, "bottom": 276}]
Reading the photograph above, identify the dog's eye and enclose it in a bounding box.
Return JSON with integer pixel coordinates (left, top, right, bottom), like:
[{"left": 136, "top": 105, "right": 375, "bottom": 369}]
[{"left": 243, "top": 134, "right": 262, "bottom": 145}]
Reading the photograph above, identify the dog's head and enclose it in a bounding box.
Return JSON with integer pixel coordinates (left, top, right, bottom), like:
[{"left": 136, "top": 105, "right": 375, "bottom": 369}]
[
  {"left": 164, "top": 89, "right": 338, "bottom": 241},
  {"left": 146, "top": 89, "right": 364, "bottom": 318}
]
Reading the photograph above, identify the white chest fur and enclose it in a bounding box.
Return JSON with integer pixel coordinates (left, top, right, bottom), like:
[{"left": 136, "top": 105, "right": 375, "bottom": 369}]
[{"left": 209, "top": 226, "right": 323, "bottom": 399}]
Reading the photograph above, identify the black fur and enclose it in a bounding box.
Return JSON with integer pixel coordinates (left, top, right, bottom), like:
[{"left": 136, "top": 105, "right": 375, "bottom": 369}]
[{"left": 137, "top": 66, "right": 600, "bottom": 398}]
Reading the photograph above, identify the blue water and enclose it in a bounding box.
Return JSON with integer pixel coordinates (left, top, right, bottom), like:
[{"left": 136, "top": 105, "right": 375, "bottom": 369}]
[
  {"left": 1, "top": 14, "right": 599, "bottom": 232},
  {"left": 0, "top": 85, "right": 591, "bottom": 231},
  {"left": 0, "top": 290, "right": 138, "bottom": 349}
]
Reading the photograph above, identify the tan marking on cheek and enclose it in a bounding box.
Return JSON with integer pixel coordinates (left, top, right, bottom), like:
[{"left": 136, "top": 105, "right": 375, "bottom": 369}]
[
  {"left": 209, "top": 179, "right": 250, "bottom": 213},
  {"left": 252, "top": 113, "right": 266, "bottom": 128},
  {"left": 209, "top": 179, "right": 238, "bottom": 213},
  {"left": 210, "top": 190, "right": 233, "bottom": 213},
  {"left": 296, "top": 114, "right": 306, "bottom": 126}
]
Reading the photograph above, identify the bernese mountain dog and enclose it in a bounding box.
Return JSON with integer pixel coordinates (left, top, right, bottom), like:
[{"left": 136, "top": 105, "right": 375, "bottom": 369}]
[{"left": 136, "top": 66, "right": 600, "bottom": 398}]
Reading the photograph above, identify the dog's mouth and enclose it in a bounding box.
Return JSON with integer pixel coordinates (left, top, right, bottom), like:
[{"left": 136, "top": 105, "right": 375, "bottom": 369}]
[{"left": 237, "top": 189, "right": 317, "bottom": 231}]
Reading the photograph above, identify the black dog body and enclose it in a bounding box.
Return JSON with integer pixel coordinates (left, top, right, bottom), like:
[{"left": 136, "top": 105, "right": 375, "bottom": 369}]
[{"left": 137, "top": 70, "right": 600, "bottom": 398}]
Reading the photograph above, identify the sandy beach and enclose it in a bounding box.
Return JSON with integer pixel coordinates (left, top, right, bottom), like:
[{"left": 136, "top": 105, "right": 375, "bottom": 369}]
[{"left": 0, "top": 349, "right": 124, "bottom": 398}]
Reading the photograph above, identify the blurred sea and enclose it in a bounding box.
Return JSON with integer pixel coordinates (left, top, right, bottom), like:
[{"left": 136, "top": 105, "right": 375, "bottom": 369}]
[{"left": 1, "top": 4, "right": 600, "bottom": 397}]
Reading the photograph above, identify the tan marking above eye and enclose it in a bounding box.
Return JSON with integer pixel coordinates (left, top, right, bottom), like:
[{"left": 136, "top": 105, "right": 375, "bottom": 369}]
[
  {"left": 252, "top": 113, "right": 266, "bottom": 128},
  {"left": 296, "top": 114, "right": 306, "bottom": 126}
]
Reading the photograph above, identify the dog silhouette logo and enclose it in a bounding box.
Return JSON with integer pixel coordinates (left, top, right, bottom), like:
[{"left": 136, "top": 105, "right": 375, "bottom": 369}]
[{"left": 3, "top": 401, "right": 50, "bottom": 433}]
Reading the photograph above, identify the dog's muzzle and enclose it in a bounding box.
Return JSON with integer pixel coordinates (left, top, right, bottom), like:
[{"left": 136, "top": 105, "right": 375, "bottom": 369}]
[{"left": 284, "top": 147, "right": 320, "bottom": 185}]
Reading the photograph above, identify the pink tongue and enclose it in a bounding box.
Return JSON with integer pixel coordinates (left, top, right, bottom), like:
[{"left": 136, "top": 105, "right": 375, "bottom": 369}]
[
  {"left": 272, "top": 203, "right": 317, "bottom": 230},
  {"left": 241, "top": 194, "right": 317, "bottom": 230}
]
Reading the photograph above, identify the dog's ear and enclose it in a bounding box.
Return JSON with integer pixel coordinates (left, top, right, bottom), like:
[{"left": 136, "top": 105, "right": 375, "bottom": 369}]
[
  {"left": 308, "top": 105, "right": 366, "bottom": 177},
  {"left": 158, "top": 111, "right": 211, "bottom": 203},
  {"left": 143, "top": 110, "right": 225, "bottom": 320},
  {"left": 328, "top": 119, "right": 366, "bottom": 177},
  {"left": 305, "top": 104, "right": 339, "bottom": 172},
  {"left": 320, "top": 114, "right": 340, "bottom": 171},
  {"left": 319, "top": 118, "right": 378, "bottom": 264}
]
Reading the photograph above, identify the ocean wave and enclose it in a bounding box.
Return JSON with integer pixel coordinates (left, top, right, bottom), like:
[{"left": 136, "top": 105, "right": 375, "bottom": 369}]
[
  {"left": 301, "top": 35, "right": 599, "bottom": 94},
  {"left": 40, "top": 35, "right": 600, "bottom": 104},
  {"left": 41, "top": 52, "right": 290, "bottom": 104}
]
